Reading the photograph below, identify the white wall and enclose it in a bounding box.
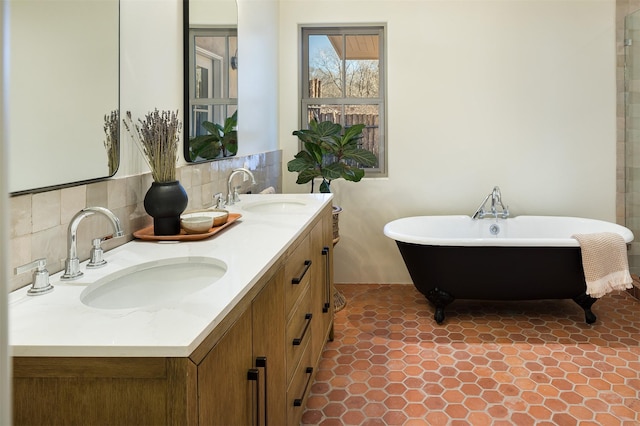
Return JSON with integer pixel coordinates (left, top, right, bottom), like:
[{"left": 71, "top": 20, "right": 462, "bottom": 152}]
[
  {"left": 119, "top": 0, "right": 184, "bottom": 177},
  {"left": 238, "top": 0, "right": 280, "bottom": 154},
  {"left": 279, "top": 0, "right": 617, "bottom": 284}
]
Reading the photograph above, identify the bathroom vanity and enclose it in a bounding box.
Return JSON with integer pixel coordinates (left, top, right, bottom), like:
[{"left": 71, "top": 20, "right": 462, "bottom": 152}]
[{"left": 10, "top": 194, "right": 334, "bottom": 426}]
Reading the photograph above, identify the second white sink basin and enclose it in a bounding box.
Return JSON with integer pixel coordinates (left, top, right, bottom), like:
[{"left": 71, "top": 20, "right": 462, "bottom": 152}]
[
  {"left": 80, "top": 256, "right": 227, "bottom": 309},
  {"left": 242, "top": 199, "right": 308, "bottom": 213}
]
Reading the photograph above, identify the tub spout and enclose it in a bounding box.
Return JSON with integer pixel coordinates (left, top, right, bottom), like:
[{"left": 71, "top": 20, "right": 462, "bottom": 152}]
[{"left": 472, "top": 186, "right": 509, "bottom": 219}]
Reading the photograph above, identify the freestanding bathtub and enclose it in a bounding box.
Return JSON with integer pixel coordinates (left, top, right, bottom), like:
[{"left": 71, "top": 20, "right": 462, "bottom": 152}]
[{"left": 383, "top": 215, "right": 634, "bottom": 324}]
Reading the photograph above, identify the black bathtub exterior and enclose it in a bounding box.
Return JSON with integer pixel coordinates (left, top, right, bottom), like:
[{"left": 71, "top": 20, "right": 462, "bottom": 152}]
[{"left": 395, "top": 241, "right": 597, "bottom": 324}]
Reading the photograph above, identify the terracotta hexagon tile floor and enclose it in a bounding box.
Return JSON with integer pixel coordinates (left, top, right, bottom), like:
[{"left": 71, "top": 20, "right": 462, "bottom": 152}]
[{"left": 301, "top": 284, "right": 640, "bottom": 425}]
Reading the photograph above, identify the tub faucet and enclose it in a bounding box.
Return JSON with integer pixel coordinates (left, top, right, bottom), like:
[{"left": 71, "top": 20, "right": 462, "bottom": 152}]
[
  {"left": 226, "top": 167, "right": 256, "bottom": 205},
  {"left": 472, "top": 186, "right": 509, "bottom": 219},
  {"left": 61, "top": 207, "right": 124, "bottom": 280}
]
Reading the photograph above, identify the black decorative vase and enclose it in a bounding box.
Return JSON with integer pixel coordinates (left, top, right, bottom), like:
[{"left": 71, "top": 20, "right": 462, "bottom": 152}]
[{"left": 144, "top": 180, "right": 188, "bottom": 235}]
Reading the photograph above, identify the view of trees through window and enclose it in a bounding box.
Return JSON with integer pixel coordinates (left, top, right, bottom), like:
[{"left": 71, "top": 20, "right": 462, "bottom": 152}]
[{"left": 302, "top": 27, "right": 386, "bottom": 174}]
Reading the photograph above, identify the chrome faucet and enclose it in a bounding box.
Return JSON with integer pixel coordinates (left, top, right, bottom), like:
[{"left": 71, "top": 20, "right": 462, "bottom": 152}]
[
  {"left": 61, "top": 207, "right": 124, "bottom": 280},
  {"left": 226, "top": 167, "right": 256, "bottom": 205},
  {"left": 472, "top": 186, "right": 509, "bottom": 220}
]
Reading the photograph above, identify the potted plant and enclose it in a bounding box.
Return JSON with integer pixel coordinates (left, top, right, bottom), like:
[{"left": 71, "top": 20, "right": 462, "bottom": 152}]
[
  {"left": 188, "top": 111, "right": 238, "bottom": 160},
  {"left": 123, "top": 109, "right": 188, "bottom": 236},
  {"left": 288, "top": 119, "right": 377, "bottom": 241}
]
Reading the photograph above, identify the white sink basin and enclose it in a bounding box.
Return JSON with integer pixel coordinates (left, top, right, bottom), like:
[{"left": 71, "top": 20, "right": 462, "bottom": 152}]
[
  {"left": 242, "top": 199, "right": 308, "bottom": 213},
  {"left": 80, "top": 257, "right": 227, "bottom": 309}
]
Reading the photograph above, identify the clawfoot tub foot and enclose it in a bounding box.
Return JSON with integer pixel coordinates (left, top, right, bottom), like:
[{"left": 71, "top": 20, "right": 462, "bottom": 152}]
[
  {"left": 572, "top": 292, "right": 597, "bottom": 324},
  {"left": 426, "top": 287, "right": 455, "bottom": 324}
]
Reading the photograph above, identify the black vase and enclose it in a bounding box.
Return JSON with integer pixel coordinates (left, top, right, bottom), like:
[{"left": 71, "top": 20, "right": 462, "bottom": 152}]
[{"left": 144, "top": 180, "right": 188, "bottom": 235}]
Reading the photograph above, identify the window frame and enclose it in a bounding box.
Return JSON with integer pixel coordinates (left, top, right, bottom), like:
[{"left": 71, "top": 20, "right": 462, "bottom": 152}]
[{"left": 300, "top": 25, "right": 388, "bottom": 177}]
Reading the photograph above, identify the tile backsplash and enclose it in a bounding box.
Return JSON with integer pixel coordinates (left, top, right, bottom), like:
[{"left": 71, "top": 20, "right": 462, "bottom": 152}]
[{"left": 9, "top": 151, "right": 282, "bottom": 291}]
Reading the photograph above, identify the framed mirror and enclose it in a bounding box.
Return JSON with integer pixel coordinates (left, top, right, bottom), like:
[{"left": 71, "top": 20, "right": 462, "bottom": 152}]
[
  {"left": 7, "top": 0, "right": 120, "bottom": 195},
  {"left": 183, "top": 0, "right": 238, "bottom": 163}
]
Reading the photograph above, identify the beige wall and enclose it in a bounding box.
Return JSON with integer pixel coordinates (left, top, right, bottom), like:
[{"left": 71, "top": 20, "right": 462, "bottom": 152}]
[{"left": 280, "top": 0, "right": 618, "bottom": 284}]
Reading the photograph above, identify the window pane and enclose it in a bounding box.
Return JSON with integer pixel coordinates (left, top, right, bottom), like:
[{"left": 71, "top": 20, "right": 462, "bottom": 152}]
[
  {"left": 195, "top": 66, "right": 208, "bottom": 99},
  {"left": 345, "top": 35, "right": 379, "bottom": 98},
  {"left": 305, "top": 104, "right": 341, "bottom": 125},
  {"left": 309, "top": 35, "right": 343, "bottom": 98},
  {"left": 346, "top": 104, "right": 380, "bottom": 166}
]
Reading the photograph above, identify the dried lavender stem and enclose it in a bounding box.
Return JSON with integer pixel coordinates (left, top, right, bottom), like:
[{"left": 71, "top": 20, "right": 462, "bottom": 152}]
[{"left": 123, "top": 109, "right": 182, "bottom": 182}]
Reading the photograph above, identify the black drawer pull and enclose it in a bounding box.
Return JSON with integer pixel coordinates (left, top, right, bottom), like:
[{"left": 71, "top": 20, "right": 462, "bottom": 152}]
[
  {"left": 247, "top": 368, "right": 260, "bottom": 426},
  {"left": 293, "top": 367, "right": 314, "bottom": 407},
  {"left": 322, "top": 246, "right": 330, "bottom": 313},
  {"left": 292, "top": 260, "right": 312, "bottom": 284},
  {"left": 292, "top": 313, "right": 312, "bottom": 346},
  {"left": 256, "top": 357, "right": 268, "bottom": 426}
]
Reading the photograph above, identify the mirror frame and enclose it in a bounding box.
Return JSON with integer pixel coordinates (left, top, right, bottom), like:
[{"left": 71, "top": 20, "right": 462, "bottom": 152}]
[
  {"left": 9, "top": 0, "right": 120, "bottom": 196},
  {"left": 182, "top": 0, "right": 238, "bottom": 164}
]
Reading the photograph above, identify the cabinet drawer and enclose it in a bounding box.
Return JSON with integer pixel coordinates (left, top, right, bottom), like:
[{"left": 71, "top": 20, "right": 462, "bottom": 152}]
[
  {"left": 286, "top": 337, "right": 314, "bottom": 426},
  {"left": 285, "top": 285, "right": 313, "bottom": 382},
  {"left": 284, "top": 235, "right": 312, "bottom": 314}
]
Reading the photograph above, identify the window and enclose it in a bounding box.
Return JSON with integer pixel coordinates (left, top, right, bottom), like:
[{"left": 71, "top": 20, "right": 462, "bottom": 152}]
[
  {"left": 301, "top": 26, "right": 386, "bottom": 175},
  {"left": 185, "top": 28, "right": 238, "bottom": 161}
]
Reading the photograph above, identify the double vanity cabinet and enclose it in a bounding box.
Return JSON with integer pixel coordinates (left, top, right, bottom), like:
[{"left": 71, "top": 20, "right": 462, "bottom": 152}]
[{"left": 11, "top": 195, "right": 335, "bottom": 425}]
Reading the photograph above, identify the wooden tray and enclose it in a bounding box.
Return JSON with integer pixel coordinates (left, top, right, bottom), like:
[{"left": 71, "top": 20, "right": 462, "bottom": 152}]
[{"left": 133, "top": 213, "right": 242, "bottom": 241}]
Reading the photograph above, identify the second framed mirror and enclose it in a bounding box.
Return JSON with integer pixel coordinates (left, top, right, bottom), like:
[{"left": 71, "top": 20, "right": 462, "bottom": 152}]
[{"left": 183, "top": 0, "right": 238, "bottom": 162}]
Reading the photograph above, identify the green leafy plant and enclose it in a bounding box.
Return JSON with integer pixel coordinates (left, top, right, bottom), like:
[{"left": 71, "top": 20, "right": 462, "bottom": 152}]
[
  {"left": 288, "top": 120, "right": 378, "bottom": 193},
  {"left": 188, "top": 111, "right": 238, "bottom": 160}
]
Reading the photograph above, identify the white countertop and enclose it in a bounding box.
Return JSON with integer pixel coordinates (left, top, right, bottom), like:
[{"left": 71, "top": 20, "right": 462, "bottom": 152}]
[{"left": 9, "top": 193, "right": 332, "bottom": 358}]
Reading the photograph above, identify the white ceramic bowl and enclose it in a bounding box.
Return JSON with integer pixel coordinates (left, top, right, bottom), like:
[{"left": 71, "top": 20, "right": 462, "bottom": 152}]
[
  {"left": 180, "top": 209, "right": 229, "bottom": 234},
  {"left": 180, "top": 215, "right": 213, "bottom": 234}
]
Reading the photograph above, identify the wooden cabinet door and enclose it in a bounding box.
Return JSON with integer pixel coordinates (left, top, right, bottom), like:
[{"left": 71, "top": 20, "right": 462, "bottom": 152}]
[
  {"left": 252, "top": 268, "right": 286, "bottom": 426},
  {"left": 310, "top": 209, "right": 334, "bottom": 364},
  {"left": 198, "top": 309, "right": 253, "bottom": 425}
]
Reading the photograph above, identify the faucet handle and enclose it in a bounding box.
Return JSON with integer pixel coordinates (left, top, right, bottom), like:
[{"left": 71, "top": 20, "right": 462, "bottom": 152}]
[
  {"left": 15, "top": 258, "right": 54, "bottom": 296},
  {"left": 87, "top": 236, "right": 110, "bottom": 268},
  {"left": 233, "top": 186, "right": 242, "bottom": 203},
  {"left": 501, "top": 206, "right": 510, "bottom": 219},
  {"left": 214, "top": 192, "right": 226, "bottom": 209}
]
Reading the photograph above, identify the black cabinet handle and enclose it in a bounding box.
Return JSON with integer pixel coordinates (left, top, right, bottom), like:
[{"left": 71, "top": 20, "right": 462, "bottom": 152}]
[
  {"left": 256, "top": 357, "right": 268, "bottom": 426},
  {"left": 292, "top": 313, "right": 312, "bottom": 346},
  {"left": 247, "top": 368, "right": 260, "bottom": 426},
  {"left": 293, "top": 367, "right": 314, "bottom": 407},
  {"left": 292, "top": 260, "right": 312, "bottom": 284},
  {"left": 322, "top": 247, "right": 330, "bottom": 313}
]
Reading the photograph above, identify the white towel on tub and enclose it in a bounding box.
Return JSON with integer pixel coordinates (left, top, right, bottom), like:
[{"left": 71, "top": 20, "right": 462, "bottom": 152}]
[{"left": 571, "top": 232, "right": 633, "bottom": 298}]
